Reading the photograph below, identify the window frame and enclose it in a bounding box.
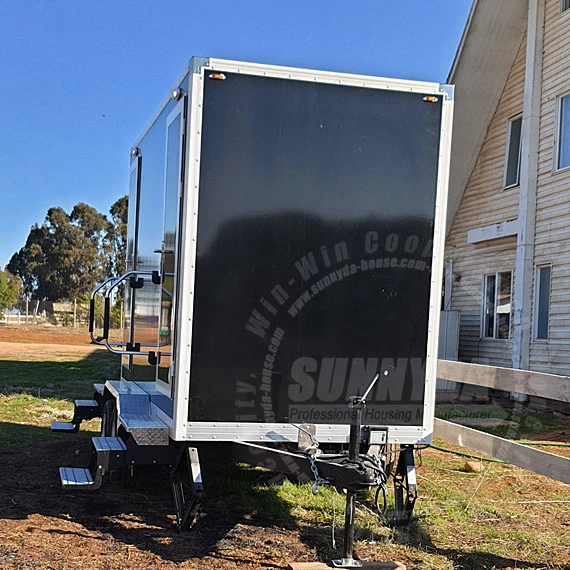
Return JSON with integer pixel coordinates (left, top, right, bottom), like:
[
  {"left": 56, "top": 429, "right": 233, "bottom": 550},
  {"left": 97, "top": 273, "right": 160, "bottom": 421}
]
[
  {"left": 555, "top": 93, "right": 570, "bottom": 172},
  {"left": 503, "top": 115, "right": 523, "bottom": 188},
  {"left": 533, "top": 264, "right": 552, "bottom": 341},
  {"left": 481, "top": 271, "right": 513, "bottom": 340}
]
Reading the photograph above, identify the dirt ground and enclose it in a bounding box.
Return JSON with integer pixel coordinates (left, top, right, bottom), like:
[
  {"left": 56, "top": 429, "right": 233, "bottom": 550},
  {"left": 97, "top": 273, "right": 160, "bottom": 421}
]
[
  {"left": 0, "top": 326, "right": 317, "bottom": 569},
  {"left": 0, "top": 438, "right": 322, "bottom": 570},
  {"left": 1, "top": 325, "right": 569, "bottom": 569},
  {"left": 0, "top": 325, "right": 93, "bottom": 347}
]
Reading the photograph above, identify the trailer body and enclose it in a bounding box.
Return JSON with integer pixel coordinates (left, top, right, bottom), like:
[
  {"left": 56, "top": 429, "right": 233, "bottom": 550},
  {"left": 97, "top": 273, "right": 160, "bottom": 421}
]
[
  {"left": 110, "top": 58, "right": 454, "bottom": 447},
  {"left": 55, "top": 59, "right": 453, "bottom": 536}
]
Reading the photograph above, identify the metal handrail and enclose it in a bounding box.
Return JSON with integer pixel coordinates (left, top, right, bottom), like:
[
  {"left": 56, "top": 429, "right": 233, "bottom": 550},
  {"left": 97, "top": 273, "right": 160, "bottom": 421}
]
[{"left": 89, "top": 270, "right": 170, "bottom": 358}]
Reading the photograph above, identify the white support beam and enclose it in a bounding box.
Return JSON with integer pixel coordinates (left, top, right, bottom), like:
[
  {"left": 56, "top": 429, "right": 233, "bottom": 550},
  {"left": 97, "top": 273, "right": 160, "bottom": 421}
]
[
  {"left": 434, "top": 418, "right": 570, "bottom": 485},
  {"left": 466, "top": 219, "right": 519, "bottom": 244},
  {"left": 512, "top": 0, "right": 545, "bottom": 371}
]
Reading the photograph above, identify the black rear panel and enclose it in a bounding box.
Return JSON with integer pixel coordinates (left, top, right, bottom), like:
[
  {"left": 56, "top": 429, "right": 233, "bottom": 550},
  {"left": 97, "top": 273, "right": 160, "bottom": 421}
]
[{"left": 188, "top": 71, "right": 442, "bottom": 425}]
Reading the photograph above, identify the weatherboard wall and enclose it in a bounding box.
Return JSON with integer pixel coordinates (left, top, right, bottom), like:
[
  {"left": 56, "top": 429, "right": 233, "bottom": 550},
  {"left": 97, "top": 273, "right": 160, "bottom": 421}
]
[
  {"left": 445, "top": 33, "right": 527, "bottom": 366},
  {"left": 529, "top": 0, "right": 570, "bottom": 375}
]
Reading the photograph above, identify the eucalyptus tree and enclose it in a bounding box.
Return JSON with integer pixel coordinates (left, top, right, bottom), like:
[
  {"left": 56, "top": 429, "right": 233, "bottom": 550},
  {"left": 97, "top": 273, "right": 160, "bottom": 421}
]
[
  {"left": 8, "top": 203, "right": 112, "bottom": 301},
  {"left": 0, "top": 270, "right": 21, "bottom": 315}
]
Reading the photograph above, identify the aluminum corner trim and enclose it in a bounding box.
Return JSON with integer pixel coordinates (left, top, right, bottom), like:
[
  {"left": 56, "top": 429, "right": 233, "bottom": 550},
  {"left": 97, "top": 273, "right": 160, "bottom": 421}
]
[
  {"left": 440, "top": 84, "right": 455, "bottom": 101},
  {"left": 190, "top": 57, "right": 210, "bottom": 74}
]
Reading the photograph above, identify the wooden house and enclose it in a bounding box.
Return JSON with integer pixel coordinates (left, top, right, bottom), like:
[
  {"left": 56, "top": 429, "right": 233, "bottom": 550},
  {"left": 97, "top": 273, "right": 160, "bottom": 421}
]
[{"left": 445, "top": 0, "right": 570, "bottom": 379}]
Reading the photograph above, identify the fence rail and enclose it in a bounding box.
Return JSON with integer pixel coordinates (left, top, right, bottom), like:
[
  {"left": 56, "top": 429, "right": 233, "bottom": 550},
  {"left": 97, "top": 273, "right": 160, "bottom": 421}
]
[
  {"left": 437, "top": 359, "right": 570, "bottom": 403},
  {"left": 433, "top": 418, "right": 570, "bottom": 485},
  {"left": 0, "top": 314, "right": 37, "bottom": 325},
  {"left": 435, "top": 359, "right": 570, "bottom": 485}
]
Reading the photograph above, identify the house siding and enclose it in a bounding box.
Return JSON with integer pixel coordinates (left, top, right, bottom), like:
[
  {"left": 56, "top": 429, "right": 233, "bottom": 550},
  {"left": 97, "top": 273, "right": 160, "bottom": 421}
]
[
  {"left": 445, "top": 33, "right": 527, "bottom": 367},
  {"left": 529, "top": 0, "right": 570, "bottom": 374}
]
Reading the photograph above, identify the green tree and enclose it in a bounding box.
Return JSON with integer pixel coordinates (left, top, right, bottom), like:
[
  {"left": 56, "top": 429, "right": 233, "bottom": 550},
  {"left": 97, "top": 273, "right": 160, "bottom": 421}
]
[
  {"left": 109, "top": 195, "right": 128, "bottom": 276},
  {"left": 8, "top": 203, "right": 111, "bottom": 301},
  {"left": 0, "top": 270, "right": 21, "bottom": 316}
]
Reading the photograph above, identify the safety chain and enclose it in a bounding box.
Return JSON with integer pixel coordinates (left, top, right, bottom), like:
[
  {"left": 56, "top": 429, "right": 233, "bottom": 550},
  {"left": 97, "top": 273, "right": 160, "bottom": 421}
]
[
  {"left": 308, "top": 446, "right": 330, "bottom": 495},
  {"left": 289, "top": 422, "right": 330, "bottom": 494}
]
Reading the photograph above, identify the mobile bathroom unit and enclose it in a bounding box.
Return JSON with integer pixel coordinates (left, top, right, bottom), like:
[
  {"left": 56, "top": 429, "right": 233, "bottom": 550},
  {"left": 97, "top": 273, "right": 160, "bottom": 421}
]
[{"left": 55, "top": 57, "right": 453, "bottom": 530}]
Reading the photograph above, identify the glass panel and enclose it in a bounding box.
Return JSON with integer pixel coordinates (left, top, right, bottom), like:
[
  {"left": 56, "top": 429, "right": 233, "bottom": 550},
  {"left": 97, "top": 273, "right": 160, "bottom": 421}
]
[
  {"left": 128, "top": 100, "right": 178, "bottom": 380},
  {"left": 120, "top": 73, "right": 189, "bottom": 384},
  {"left": 484, "top": 275, "right": 496, "bottom": 337},
  {"left": 505, "top": 116, "right": 522, "bottom": 187},
  {"left": 496, "top": 272, "right": 511, "bottom": 339},
  {"left": 126, "top": 158, "right": 140, "bottom": 270},
  {"left": 157, "top": 109, "right": 183, "bottom": 384},
  {"left": 536, "top": 266, "right": 551, "bottom": 340},
  {"left": 558, "top": 95, "right": 570, "bottom": 169}
]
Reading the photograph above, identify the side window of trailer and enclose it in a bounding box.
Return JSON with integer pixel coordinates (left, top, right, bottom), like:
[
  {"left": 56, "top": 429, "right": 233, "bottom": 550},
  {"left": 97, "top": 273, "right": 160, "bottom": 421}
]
[{"left": 482, "top": 271, "right": 512, "bottom": 339}]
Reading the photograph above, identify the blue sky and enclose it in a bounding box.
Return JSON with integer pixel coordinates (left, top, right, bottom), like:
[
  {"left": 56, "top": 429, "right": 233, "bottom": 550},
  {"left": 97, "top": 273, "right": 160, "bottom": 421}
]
[{"left": 0, "top": 0, "right": 472, "bottom": 270}]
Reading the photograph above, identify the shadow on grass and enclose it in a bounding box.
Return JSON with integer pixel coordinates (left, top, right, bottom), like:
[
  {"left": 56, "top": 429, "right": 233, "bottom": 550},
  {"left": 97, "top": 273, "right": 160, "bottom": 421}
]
[
  {"left": 390, "top": 517, "right": 562, "bottom": 570},
  {"left": 0, "top": 421, "right": 98, "bottom": 448},
  {"left": 0, "top": 352, "right": 120, "bottom": 401},
  {"left": 0, "top": 438, "right": 296, "bottom": 566},
  {"left": 0, "top": 433, "right": 564, "bottom": 569}
]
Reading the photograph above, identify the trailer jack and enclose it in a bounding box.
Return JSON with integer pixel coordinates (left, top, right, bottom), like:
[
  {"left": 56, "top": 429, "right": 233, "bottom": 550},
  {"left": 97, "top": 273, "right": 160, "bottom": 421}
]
[
  {"left": 393, "top": 445, "right": 417, "bottom": 526},
  {"left": 171, "top": 446, "right": 204, "bottom": 531}
]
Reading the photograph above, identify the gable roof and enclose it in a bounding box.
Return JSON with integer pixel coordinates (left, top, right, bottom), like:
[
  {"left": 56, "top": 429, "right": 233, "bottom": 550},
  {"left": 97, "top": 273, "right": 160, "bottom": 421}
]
[{"left": 446, "top": 0, "right": 528, "bottom": 234}]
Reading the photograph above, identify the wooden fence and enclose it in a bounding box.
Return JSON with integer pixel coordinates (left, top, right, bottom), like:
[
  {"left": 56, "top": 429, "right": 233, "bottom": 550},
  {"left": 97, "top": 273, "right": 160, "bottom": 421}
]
[{"left": 435, "top": 360, "right": 570, "bottom": 485}]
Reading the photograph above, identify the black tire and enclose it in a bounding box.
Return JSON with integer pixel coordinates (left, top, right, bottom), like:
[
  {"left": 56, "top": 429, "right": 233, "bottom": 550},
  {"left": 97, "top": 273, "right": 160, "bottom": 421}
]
[{"left": 101, "top": 399, "right": 118, "bottom": 437}]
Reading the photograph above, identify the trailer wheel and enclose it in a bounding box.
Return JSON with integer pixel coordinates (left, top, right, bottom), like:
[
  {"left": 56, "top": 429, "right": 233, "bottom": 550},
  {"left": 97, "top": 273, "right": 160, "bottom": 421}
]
[{"left": 101, "top": 399, "right": 118, "bottom": 437}]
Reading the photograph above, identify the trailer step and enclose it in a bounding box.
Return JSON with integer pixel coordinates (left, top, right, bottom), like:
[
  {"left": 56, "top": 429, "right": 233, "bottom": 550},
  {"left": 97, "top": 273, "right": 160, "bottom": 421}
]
[
  {"left": 59, "top": 436, "right": 127, "bottom": 491},
  {"left": 59, "top": 467, "right": 94, "bottom": 487},
  {"left": 51, "top": 422, "right": 77, "bottom": 433},
  {"left": 90, "top": 436, "right": 127, "bottom": 473},
  {"left": 51, "top": 399, "right": 102, "bottom": 434},
  {"left": 74, "top": 399, "right": 100, "bottom": 418},
  {"left": 92, "top": 436, "right": 127, "bottom": 453}
]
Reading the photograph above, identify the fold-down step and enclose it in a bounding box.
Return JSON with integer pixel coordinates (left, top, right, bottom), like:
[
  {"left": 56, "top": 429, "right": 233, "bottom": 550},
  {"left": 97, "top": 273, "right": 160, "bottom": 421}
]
[
  {"left": 59, "top": 436, "right": 127, "bottom": 491},
  {"left": 51, "top": 399, "right": 101, "bottom": 433}
]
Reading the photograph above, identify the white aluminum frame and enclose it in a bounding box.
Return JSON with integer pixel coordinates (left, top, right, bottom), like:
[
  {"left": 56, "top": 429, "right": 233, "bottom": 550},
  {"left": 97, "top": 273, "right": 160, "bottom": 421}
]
[{"left": 160, "top": 58, "right": 454, "bottom": 445}]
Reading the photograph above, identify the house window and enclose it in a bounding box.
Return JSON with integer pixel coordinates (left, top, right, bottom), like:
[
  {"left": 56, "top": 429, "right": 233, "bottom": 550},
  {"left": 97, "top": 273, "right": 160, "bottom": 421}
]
[
  {"left": 482, "top": 272, "right": 512, "bottom": 339},
  {"left": 562, "top": 0, "right": 570, "bottom": 14},
  {"left": 504, "top": 115, "right": 522, "bottom": 187},
  {"left": 557, "top": 95, "right": 570, "bottom": 170},
  {"left": 534, "top": 265, "right": 551, "bottom": 340}
]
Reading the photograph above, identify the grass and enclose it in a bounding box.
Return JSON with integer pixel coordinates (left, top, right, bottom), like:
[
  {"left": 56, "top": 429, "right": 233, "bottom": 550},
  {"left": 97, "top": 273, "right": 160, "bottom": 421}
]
[
  {"left": 198, "top": 447, "right": 570, "bottom": 568},
  {"left": 0, "top": 347, "right": 119, "bottom": 447},
  {"left": 0, "top": 352, "right": 119, "bottom": 399},
  {"left": 1, "top": 338, "right": 569, "bottom": 568},
  {"left": 436, "top": 401, "right": 570, "bottom": 440}
]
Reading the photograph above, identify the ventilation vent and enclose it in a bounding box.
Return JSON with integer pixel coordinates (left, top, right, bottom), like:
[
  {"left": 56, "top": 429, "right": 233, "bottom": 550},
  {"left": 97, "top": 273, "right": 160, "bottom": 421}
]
[{"left": 563, "top": 0, "right": 570, "bottom": 13}]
